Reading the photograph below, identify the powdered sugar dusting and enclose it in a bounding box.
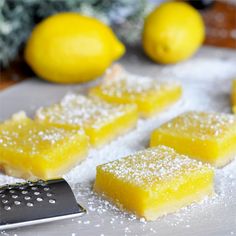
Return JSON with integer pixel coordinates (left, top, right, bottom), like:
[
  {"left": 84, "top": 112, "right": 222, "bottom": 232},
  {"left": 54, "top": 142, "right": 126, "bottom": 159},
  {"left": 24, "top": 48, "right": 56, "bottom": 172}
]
[
  {"left": 161, "top": 57, "right": 236, "bottom": 82},
  {"left": 160, "top": 111, "right": 236, "bottom": 139},
  {"left": 0, "top": 112, "right": 83, "bottom": 156},
  {"left": 36, "top": 93, "right": 135, "bottom": 129},
  {"left": 98, "top": 145, "right": 211, "bottom": 187},
  {"left": 97, "top": 64, "right": 181, "bottom": 97}
]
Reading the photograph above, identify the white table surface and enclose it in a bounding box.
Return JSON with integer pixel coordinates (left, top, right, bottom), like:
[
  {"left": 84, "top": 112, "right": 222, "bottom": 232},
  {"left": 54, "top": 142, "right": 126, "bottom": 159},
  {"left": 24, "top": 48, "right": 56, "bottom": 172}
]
[{"left": 0, "top": 46, "right": 236, "bottom": 236}]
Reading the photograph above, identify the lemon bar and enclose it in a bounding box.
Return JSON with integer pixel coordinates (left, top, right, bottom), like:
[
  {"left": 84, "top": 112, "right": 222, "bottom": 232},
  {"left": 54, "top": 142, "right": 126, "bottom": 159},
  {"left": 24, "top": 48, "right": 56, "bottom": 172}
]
[
  {"left": 231, "top": 80, "right": 236, "bottom": 113},
  {"left": 150, "top": 111, "right": 236, "bottom": 167},
  {"left": 0, "top": 112, "right": 89, "bottom": 180},
  {"left": 94, "top": 145, "right": 214, "bottom": 221},
  {"left": 35, "top": 94, "right": 138, "bottom": 147},
  {"left": 89, "top": 64, "right": 182, "bottom": 118}
]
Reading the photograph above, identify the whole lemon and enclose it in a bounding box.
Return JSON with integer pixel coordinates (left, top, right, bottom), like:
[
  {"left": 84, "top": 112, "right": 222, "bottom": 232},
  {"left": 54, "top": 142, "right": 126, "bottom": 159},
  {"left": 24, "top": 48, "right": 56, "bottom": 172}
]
[
  {"left": 142, "top": 2, "right": 205, "bottom": 64},
  {"left": 24, "top": 13, "right": 125, "bottom": 83}
]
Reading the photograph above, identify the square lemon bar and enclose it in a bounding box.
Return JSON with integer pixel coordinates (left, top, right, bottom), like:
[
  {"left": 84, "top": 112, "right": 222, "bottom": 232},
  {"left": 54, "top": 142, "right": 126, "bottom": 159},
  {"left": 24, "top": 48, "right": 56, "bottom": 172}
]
[
  {"left": 89, "top": 64, "right": 182, "bottom": 118},
  {"left": 35, "top": 94, "right": 138, "bottom": 147},
  {"left": 0, "top": 112, "right": 89, "bottom": 180},
  {"left": 231, "top": 80, "right": 236, "bottom": 113},
  {"left": 150, "top": 111, "right": 236, "bottom": 167},
  {"left": 94, "top": 145, "right": 214, "bottom": 221}
]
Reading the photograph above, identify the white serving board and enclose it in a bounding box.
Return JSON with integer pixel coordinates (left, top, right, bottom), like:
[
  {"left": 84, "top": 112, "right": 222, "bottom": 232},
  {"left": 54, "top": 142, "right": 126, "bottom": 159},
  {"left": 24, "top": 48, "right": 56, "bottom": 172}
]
[{"left": 0, "top": 47, "right": 236, "bottom": 236}]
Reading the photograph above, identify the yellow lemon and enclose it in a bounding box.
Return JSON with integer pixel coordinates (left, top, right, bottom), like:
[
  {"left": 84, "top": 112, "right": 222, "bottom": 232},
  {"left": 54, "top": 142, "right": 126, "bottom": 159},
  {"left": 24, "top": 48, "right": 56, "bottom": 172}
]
[
  {"left": 142, "top": 2, "right": 205, "bottom": 64},
  {"left": 24, "top": 13, "right": 125, "bottom": 83}
]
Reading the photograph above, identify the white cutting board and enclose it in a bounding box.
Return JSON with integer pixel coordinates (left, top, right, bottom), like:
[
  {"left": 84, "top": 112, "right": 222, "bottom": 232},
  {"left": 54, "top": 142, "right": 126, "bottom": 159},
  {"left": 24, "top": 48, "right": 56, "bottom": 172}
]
[{"left": 0, "top": 47, "right": 236, "bottom": 236}]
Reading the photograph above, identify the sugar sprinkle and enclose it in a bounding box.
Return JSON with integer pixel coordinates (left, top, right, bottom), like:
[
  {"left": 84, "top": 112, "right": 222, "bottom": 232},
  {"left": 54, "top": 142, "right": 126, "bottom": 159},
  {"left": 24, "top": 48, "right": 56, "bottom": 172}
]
[{"left": 0, "top": 53, "right": 236, "bottom": 235}]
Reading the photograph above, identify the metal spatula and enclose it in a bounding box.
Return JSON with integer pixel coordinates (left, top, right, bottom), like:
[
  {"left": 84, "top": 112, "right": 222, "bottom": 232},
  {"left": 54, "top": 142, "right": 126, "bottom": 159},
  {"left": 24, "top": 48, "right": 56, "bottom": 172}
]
[{"left": 0, "top": 178, "right": 86, "bottom": 230}]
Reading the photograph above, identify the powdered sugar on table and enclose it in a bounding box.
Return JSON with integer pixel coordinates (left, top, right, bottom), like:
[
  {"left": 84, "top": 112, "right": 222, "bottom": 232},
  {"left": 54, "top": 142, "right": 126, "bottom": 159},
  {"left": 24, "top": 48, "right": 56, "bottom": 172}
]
[{"left": 0, "top": 47, "right": 236, "bottom": 236}]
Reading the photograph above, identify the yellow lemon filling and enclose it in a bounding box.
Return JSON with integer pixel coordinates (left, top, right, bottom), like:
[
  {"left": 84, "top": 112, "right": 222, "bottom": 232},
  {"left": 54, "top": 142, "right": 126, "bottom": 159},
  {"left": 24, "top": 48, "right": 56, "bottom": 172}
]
[
  {"left": 89, "top": 64, "right": 182, "bottom": 118},
  {"left": 94, "top": 145, "right": 214, "bottom": 221},
  {"left": 0, "top": 112, "right": 89, "bottom": 180},
  {"left": 35, "top": 94, "right": 138, "bottom": 147},
  {"left": 150, "top": 111, "right": 236, "bottom": 167}
]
